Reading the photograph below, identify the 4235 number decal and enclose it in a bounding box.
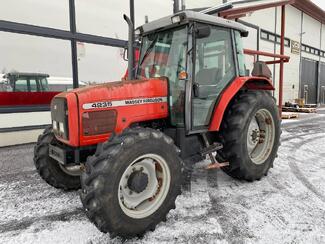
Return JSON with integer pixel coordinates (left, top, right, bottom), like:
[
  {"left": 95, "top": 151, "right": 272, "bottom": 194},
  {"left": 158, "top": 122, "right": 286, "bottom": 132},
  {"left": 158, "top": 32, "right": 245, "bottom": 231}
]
[
  {"left": 83, "top": 101, "right": 112, "bottom": 110},
  {"left": 91, "top": 101, "right": 112, "bottom": 108}
]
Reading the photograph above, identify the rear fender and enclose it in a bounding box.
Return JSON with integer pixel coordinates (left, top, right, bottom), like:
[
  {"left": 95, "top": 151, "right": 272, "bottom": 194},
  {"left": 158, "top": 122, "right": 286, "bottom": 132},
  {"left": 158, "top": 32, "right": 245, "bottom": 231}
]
[{"left": 208, "top": 76, "right": 274, "bottom": 131}]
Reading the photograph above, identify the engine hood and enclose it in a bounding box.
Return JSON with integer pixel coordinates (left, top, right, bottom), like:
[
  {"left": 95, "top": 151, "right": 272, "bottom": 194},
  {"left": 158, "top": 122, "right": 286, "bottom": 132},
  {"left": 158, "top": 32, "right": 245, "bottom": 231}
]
[{"left": 72, "top": 78, "right": 167, "bottom": 103}]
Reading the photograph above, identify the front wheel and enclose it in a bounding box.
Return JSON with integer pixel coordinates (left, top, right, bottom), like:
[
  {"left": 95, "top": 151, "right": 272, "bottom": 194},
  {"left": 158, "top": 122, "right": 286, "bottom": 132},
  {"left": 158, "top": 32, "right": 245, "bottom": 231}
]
[
  {"left": 219, "top": 90, "right": 281, "bottom": 181},
  {"left": 80, "top": 128, "right": 182, "bottom": 238},
  {"left": 34, "top": 126, "right": 81, "bottom": 190}
]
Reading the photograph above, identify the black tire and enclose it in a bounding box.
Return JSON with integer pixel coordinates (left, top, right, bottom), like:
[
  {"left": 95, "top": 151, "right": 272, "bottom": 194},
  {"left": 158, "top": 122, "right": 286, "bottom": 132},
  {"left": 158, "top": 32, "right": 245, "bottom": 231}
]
[
  {"left": 219, "top": 90, "right": 281, "bottom": 181},
  {"left": 80, "top": 128, "right": 183, "bottom": 238},
  {"left": 34, "top": 126, "right": 81, "bottom": 190}
]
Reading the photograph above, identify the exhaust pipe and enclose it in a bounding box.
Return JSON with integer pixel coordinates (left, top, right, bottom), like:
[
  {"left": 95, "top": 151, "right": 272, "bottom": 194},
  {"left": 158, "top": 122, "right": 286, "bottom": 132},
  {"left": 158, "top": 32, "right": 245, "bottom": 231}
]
[{"left": 123, "top": 14, "right": 135, "bottom": 80}]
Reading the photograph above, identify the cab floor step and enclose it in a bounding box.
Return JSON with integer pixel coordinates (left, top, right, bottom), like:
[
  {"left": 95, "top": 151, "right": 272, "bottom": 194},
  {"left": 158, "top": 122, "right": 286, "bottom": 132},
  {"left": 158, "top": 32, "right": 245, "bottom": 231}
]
[{"left": 200, "top": 142, "right": 223, "bottom": 156}]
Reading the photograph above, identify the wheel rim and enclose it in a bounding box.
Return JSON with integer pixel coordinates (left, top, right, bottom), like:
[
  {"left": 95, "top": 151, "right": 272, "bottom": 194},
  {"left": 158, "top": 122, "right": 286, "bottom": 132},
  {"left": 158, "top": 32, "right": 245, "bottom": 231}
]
[
  {"left": 59, "top": 163, "right": 82, "bottom": 176},
  {"left": 118, "top": 153, "right": 171, "bottom": 219},
  {"left": 246, "top": 109, "right": 275, "bottom": 165}
]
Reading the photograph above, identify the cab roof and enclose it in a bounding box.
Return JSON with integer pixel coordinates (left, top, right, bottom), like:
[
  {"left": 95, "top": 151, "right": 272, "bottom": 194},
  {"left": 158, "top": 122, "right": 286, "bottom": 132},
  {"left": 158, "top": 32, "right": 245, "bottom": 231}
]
[
  {"left": 140, "top": 10, "right": 248, "bottom": 36},
  {"left": 4, "top": 72, "right": 49, "bottom": 78}
]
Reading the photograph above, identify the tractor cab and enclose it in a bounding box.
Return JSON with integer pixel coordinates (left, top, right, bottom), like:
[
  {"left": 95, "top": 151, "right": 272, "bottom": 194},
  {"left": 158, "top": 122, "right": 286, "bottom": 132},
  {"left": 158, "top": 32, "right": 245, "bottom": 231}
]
[{"left": 135, "top": 11, "right": 248, "bottom": 132}]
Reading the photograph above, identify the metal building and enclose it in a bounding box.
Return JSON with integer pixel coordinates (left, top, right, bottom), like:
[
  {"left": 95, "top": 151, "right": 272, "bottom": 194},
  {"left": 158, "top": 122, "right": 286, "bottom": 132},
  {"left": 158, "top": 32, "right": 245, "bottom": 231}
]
[{"left": 209, "top": 0, "right": 325, "bottom": 105}]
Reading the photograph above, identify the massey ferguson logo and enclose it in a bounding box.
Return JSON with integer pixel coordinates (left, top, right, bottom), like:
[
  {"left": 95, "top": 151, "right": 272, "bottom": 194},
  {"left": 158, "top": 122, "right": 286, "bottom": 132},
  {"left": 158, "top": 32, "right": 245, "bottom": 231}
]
[
  {"left": 82, "top": 97, "right": 167, "bottom": 110},
  {"left": 125, "top": 97, "right": 164, "bottom": 105}
]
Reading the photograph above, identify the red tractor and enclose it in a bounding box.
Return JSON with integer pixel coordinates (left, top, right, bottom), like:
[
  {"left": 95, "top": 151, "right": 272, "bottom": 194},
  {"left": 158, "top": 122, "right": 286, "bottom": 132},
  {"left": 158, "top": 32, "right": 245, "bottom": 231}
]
[{"left": 34, "top": 10, "right": 283, "bottom": 237}]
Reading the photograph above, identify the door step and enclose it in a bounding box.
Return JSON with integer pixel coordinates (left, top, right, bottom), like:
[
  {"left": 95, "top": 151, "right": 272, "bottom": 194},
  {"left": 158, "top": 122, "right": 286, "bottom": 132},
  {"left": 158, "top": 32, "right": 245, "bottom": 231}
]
[
  {"left": 200, "top": 142, "right": 223, "bottom": 156},
  {"left": 201, "top": 133, "right": 229, "bottom": 170}
]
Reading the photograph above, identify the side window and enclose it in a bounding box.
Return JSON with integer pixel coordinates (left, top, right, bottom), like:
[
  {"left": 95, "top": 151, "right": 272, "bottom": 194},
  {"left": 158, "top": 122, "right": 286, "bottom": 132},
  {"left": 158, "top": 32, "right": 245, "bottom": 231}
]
[
  {"left": 14, "top": 78, "right": 28, "bottom": 92},
  {"left": 195, "top": 27, "right": 235, "bottom": 90},
  {"left": 234, "top": 31, "right": 246, "bottom": 76},
  {"left": 39, "top": 78, "right": 49, "bottom": 91},
  {"left": 192, "top": 25, "right": 235, "bottom": 127},
  {"left": 0, "top": 79, "right": 12, "bottom": 92},
  {"left": 29, "top": 79, "right": 37, "bottom": 92}
]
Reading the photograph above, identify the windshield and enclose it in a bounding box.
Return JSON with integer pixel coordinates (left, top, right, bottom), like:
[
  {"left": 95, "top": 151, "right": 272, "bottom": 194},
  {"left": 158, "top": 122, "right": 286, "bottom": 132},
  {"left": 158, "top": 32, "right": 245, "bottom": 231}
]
[
  {"left": 137, "top": 26, "right": 188, "bottom": 126},
  {"left": 137, "top": 26, "right": 187, "bottom": 81}
]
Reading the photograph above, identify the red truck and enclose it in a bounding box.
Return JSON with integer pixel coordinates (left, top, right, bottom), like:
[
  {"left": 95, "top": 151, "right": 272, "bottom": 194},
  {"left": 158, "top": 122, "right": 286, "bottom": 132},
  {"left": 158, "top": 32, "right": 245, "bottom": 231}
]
[{"left": 0, "top": 72, "right": 59, "bottom": 108}]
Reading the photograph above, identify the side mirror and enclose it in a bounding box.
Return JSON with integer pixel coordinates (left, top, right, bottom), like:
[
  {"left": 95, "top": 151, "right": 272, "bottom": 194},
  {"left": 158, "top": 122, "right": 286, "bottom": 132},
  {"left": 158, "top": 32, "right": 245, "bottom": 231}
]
[
  {"left": 196, "top": 25, "right": 211, "bottom": 39},
  {"left": 123, "top": 48, "right": 128, "bottom": 61},
  {"left": 193, "top": 83, "right": 217, "bottom": 99},
  {"left": 241, "top": 31, "right": 249, "bottom": 37}
]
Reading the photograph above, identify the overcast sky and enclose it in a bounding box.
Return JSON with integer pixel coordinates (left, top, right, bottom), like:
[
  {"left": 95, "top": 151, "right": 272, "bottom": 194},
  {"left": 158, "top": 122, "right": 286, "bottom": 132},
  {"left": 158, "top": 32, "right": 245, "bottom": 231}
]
[{"left": 0, "top": 0, "right": 216, "bottom": 82}]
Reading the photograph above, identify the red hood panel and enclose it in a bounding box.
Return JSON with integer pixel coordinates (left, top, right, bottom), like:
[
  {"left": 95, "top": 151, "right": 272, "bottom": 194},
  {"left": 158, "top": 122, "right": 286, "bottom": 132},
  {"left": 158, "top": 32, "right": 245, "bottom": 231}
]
[
  {"left": 74, "top": 78, "right": 168, "bottom": 104},
  {"left": 55, "top": 78, "right": 169, "bottom": 147}
]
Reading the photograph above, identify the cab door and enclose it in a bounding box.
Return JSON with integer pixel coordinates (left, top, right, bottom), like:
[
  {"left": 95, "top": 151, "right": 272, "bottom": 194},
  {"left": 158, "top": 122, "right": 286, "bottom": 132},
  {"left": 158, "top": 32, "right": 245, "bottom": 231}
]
[{"left": 187, "top": 25, "right": 236, "bottom": 132}]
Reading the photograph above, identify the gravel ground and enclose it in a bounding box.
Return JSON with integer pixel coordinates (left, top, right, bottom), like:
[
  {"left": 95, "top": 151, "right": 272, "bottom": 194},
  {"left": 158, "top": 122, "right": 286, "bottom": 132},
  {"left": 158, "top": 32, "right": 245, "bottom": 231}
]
[{"left": 0, "top": 115, "right": 324, "bottom": 244}]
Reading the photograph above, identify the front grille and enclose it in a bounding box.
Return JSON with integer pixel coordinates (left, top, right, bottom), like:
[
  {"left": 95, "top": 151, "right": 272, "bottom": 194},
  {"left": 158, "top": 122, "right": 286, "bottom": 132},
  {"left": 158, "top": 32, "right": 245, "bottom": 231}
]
[
  {"left": 82, "top": 110, "right": 117, "bottom": 136},
  {"left": 51, "top": 97, "right": 69, "bottom": 140}
]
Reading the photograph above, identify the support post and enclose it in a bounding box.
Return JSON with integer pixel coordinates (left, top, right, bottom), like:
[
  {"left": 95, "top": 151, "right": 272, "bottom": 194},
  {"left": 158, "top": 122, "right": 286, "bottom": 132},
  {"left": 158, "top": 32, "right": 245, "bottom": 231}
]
[
  {"left": 298, "top": 12, "right": 303, "bottom": 103},
  {"left": 181, "top": 0, "right": 186, "bottom": 10},
  {"left": 173, "top": 0, "right": 180, "bottom": 13},
  {"left": 278, "top": 5, "right": 285, "bottom": 117},
  {"left": 317, "top": 23, "right": 322, "bottom": 105},
  {"left": 69, "top": 0, "right": 79, "bottom": 89},
  {"left": 272, "top": 6, "right": 277, "bottom": 96},
  {"left": 130, "top": 0, "right": 135, "bottom": 27}
]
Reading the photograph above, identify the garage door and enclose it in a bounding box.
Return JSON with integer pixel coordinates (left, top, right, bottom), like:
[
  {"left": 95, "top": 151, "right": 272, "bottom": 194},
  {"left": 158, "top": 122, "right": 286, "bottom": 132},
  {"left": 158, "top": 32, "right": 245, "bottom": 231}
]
[
  {"left": 319, "top": 62, "right": 325, "bottom": 104},
  {"left": 300, "top": 58, "right": 318, "bottom": 104}
]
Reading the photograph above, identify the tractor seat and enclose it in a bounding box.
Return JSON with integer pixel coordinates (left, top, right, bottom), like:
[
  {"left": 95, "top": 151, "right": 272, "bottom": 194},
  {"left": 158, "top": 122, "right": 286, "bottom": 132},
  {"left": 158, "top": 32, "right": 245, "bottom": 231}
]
[
  {"left": 251, "top": 61, "right": 272, "bottom": 79},
  {"left": 195, "top": 68, "right": 220, "bottom": 85}
]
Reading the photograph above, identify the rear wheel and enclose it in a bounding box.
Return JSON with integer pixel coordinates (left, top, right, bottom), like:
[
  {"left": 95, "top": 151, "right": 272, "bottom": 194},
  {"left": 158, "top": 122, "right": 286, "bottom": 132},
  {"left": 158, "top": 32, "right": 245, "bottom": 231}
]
[
  {"left": 34, "top": 126, "right": 81, "bottom": 190},
  {"left": 80, "top": 128, "right": 182, "bottom": 238},
  {"left": 219, "top": 90, "right": 280, "bottom": 181}
]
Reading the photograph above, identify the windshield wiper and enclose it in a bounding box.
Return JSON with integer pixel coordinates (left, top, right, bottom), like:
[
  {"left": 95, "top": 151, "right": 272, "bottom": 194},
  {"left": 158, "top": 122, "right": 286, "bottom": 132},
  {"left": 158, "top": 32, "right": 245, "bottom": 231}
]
[{"left": 139, "top": 35, "right": 159, "bottom": 66}]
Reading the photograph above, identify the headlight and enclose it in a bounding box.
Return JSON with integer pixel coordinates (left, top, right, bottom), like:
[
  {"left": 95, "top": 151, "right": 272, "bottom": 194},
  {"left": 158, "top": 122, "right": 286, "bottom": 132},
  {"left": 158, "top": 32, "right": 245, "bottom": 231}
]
[
  {"left": 59, "top": 122, "right": 64, "bottom": 133},
  {"left": 52, "top": 121, "right": 57, "bottom": 130},
  {"left": 51, "top": 97, "right": 69, "bottom": 140},
  {"left": 171, "top": 15, "right": 181, "bottom": 24}
]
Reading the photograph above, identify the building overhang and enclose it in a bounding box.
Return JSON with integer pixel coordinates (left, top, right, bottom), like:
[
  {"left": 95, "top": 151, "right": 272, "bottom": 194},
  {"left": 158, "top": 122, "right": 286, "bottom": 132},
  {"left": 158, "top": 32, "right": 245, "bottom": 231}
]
[{"left": 292, "top": 0, "right": 325, "bottom": 24}]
